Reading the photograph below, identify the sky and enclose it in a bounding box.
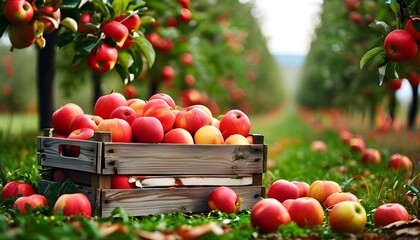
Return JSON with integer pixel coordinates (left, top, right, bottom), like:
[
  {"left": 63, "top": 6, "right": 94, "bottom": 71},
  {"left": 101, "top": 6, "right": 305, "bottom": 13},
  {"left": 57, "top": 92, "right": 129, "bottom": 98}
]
[{"left": 248, "top": 0, "right": 324, "bottom": 56}]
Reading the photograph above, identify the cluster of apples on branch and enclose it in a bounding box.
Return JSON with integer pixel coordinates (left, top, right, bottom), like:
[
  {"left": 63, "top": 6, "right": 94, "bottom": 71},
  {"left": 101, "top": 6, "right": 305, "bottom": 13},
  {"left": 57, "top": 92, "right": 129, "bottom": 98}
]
[{"left": 51, "top": 91, "right": 252, "bottom": 145}]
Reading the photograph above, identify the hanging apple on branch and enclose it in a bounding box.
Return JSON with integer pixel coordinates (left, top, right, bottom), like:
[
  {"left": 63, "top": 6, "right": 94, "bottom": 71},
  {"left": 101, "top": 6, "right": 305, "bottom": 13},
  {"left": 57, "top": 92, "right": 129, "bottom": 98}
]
[{"left": 0, "top": 0, "right": 156, "bottom": 83}]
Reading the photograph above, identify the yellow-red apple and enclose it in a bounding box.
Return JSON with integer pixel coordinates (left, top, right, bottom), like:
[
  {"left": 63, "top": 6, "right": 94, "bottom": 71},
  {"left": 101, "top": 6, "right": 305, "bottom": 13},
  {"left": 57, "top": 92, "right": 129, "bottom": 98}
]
[{"left": 194, "top": 125, "right": 224, "bottom": 144}]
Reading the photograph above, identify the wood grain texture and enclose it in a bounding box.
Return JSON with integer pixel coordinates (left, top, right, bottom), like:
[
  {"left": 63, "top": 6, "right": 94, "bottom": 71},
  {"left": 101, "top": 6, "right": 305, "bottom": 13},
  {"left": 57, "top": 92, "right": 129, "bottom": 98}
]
[
  {"left": 38, "top": 137, "right": 101, "bottom": 173},
  {"left": 102, "top": 143, "right": 265, "bottom": 175},
  {"left": 100, "top": 186, "right": 264, "bottom": 217}
]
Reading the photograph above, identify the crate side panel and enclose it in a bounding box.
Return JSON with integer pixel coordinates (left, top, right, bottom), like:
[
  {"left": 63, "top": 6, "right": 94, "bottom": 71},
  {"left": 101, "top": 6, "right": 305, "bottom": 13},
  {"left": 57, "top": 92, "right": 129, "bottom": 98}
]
[
  {"left": 102, "top": 143, "right": 265, "bottom": 175},
  {"left": 100, "top": 186, "right": 263, "bottom": 217},
  {"left": 38, "top": 137, "right": 100, "bottom": 173}
]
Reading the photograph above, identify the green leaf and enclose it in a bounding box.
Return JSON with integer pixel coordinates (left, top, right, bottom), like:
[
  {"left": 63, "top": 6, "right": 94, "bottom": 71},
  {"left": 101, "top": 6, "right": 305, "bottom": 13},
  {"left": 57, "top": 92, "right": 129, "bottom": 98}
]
[
  {"left": 360, "top": 47, "right": 384, "bottom": 69},
  {"left": 112, "top": 0, "right": 130, "bottom": 16},
  {"left": 378, "top": 61, "right": 398, "bottom": 86},
  {"left": 132, "top": 35, "right": 155, "bottom": 67},
  {"left": 117, "top": 50, "right": 134, "bottom": 69},
  {"left": 110, "top": 207, "right": 131, "bottom": 223},
  {"left": 140, "top": 16, "right": 155, "bottom": 25},
  {"left": 387, "top": 1, "right": 401, "bottom": 18},
  {"left": 61, "top": 0, "right": 83, "bottom": 8},
  {"left": 56, "top": 32, "right": 77, "bottom": 48},
  {"left": 368, "top": 21, "right": 393, "bottom": 35},
  {"left": 0, "top": 16, "right": 9, "bottom": 38},
  {"left": 92, "top": 0, "right": 112, "bottom": 20},
  {"left": 60, "top": 17, "right": 78, "bottom": 32}
]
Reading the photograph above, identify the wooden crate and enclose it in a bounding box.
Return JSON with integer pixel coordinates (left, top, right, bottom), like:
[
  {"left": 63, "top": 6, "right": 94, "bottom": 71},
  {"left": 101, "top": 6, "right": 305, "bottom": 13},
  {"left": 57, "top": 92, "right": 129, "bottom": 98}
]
[{"left": 37, "top": 130, "right": 267, "bottom": 217}]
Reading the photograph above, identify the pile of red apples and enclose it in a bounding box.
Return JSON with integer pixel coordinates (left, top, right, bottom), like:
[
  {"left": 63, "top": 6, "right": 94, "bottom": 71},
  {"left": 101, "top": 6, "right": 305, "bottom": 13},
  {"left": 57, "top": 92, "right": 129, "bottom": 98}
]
[{"left": 51, "top": 91, "right": 252, "bottom": 145}]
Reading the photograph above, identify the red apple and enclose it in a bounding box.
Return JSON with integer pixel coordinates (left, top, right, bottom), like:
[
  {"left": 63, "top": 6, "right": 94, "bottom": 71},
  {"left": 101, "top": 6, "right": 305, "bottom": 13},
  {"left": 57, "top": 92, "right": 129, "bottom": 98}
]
[
  {"left": 349, "top": 11, "right": 362, "bottom": 24},
  {"left": 387, "top": 153, "right": 412, "bottom": 172},
  {"left": 224, "top": 134, "right": 250, "bottom": 145},
  {"left": 329, "top": 201, "right": 367, "bottom": 233},
  {"left": 111, "top": 175, "right": 135, "bottom": 189},
  {"left": 162, "top": 128, "right": 194, "bottom": 144},
  {"left": 131, "top": 116, "right": 164, "bottom": 143},
  {"left": 207, "top": 186, "right": 241, "bottom": 214},
  {"left": 405, "top": 17, "right": 420, "bottom": 41},
  {"left": 373, "top": 203, "right": 409, "bottom": 227},
  {"left": 161, "top": 66, "right": 175, "bottom": 80},
  {"left": 307, "top": 180, "right": 342, "bottom": 204},
  {"left": 178, "top": 0, "right": 191, "bottom": 9},
  {"left": 194, "top": 125, "right": 224, "bottom": 144},
  {"left": 344, "top": 0, "right": 360, "bottom": 10},
  {"left": 68, "top": 114, "right": 98, "bottom": 133},
  {"left": 361, "top": 148, "right": 381, "bottom": 165},
  {"left": 287, "top": 197, "right": 325, "bottom": 228},
  {"left": 250, "top": 198, "right": 291, "bottom": 234},
  {"left": 52, "top": 103, "right": 84, "bottom": 136},
  {"left": 114, "top": 12, "right": 141, "bottom": 31},
  {"left": 387, "top": 79, "right": 403, "bottom": 91},
  {"left": 324, "top": 192, "right": 359, "bottom": 209},
  {"left": 407, "top": 71, "right": 420, "bottom": 88},
  {"left": 38, "top": 5, "right": 61, "bottom": 34},
  {"left": 174, "top": 107, "right": 210, "bottom": 136},
  {"left": 8, "top": 22, "right": 36, "bottom": 49},
  {"left": 1, "top": 181, "right": 35, "bottom": 201},
  {"left": 94, "top": 92, "right": 127, "bottom": 119},
  {"left": 348, "top": 136, "right": 366, "bottom": 152},
  {"left": 148, "top": 93, "right": 176, "bottom": 110},
  {"left": 3, "top": 0, "right": 34, "bottom": 25},
  {"left": 384, "top": 29, "right": 418, "bottom": 62},
  {"left": 110, "top": 105, "right": 137, "bottom": 125},
  {"left": 101, "top": 20, "right": 129, "bottom": 48},
  {"left": 340, "top": 130, "right": 353, "bottom": 144},
  {"left": 128, "top": 98, "right": 147, "bottom": 117},
  {"left": 310, "top": 140, "right": 327, "bottom": 152},
  {"left": 218, "top": 109, "right": 251, "bottom": 140},
  {"left": 77, "top": 12, "right": 94, "bottom": 34},
  {"left": 179, "top": 8, "right": 192, "bottom": 23},
  {"left": 87, "top": 43, "right": 118, "bottom": 73},
  {"left": 181, "top": 53, "right": 193, "bottom": 66},
  {"left": 281, "top": 199, "right": 296, "bottom": 211},
  {"left": 184, "top": 104, "right": 213, "bottom": 123},
  {"left": 142, "top": 99, "right": 176, "bottom": 132},
  {"left": 268, "top": 179, "right": 299, "bottom": 203},
  {"left": 67, "top": 128, "right": 95, "bottom": 140},
  {"left": 96, "top": 118, "right": 132, "bottom": 143},
  {"left": 13, "top": 194, "right": 48, "bottom": 214},
  {"left": 291, "top": 181, "right": 310, "bottom": 198},
  {"left": 53, "top": 193, "right": 92, "bottom": 217}
]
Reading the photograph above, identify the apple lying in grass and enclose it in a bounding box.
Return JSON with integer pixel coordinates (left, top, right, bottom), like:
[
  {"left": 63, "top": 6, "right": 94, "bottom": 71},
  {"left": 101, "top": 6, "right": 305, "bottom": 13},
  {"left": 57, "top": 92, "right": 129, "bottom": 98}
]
[
  {"left": 329, "top": 201, "right": 367, "bottom": 233},
  {"left": 131, "top": 116, "right": 164, "bottom": 143},
  {"left": 13, "top": 194, "right": 48, "bottom": 215},
  {"left": 208, "top": 186, "right": 241, "bottom": 214},
  {"left": 250, "top": 198, "right": 291, "bottom": 234},
  {"left": 268, "top": 179, "right": 299, "bottom": 203},
  {"left": 348, "top": 136, "right": 366, "bottom": 152},
  {"left": 287, "top": 197, "right": 324, "bottom": 228},
  {"left": 307, "top": 180, "right": 342, "bottom": 204},
  {"left": 194, "top": 125, "right": 224, "bottom": 144},
  {"left": 292, "top": 181, "right": 310, "bottom": 197},
  {"left": 324, "top": 192, "right": 359, "bottom": 209},
  {"left": 310, "top": 140, "right": 327, "bottom": 152},
  {"left": 387, "top": 154, "right": 412, "bottom": 172},
  {"left": 361, "top": 148, "right": 381, "bottom": 165},
  {"left": 373, "top": 203, "right": 410, "bottom": 227},
  {"left": 52, "top": 103, "right": 84, "bottom": 136},
  {"left": 1, "top": 181, "right": 36, "bottom": 201},
  {"left": 96, "top": 118, "right": 132, "bottom": 143},
  {"left": 218, "top": 109, "right": 251, "bottom": 139},
  {"left": 162, "top": 128, "right": 194, "bottom": 144},
  {"left": 94, "top": 92, "right": 127, "bottom": 119},
  {"left": 54, "top": 193, "right": 92, "bottom": 217}
]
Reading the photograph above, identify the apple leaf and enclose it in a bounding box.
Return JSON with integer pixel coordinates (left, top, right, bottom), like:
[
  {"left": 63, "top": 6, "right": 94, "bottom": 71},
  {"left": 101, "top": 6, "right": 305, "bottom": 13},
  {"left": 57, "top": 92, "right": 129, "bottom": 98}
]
[
  {"left": 92, "top": 0, "right": 113, "bottom": 20},
  {"left": 368, "top": 21, "right": 393, "bottom": 35},
  {"left": 112, "top": 0, "right": 130, "bottom": 16},
  {"left": 60, "top": 17, "right": 78, "bottom": 32},
  {"left": 56, "top": 32, "right": 77, "bottom": 48},
  {"left": 60, "top": 0, "right": 83, "bottom": 8},
  {"left": 386, "top": 1, "right": 401, "bottom": 18},
  {"left": 378, "top": 61, "right": 398, "bottom": 86},
  {"left": 133, "top": 35, "right": 155, "bottom": 68},
  {"left": 140, "top": 16, "right": 156, "bottom": 25},
  {"left": 360, "top": 47, "right": 384, "bottom": 69}
]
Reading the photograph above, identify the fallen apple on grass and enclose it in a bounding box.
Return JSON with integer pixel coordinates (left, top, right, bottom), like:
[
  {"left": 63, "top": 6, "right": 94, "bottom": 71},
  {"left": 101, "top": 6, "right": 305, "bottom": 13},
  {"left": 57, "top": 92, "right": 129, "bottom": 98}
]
[
  {"left": 208, "top": 186, "right": 241, "bottom": 214},
  {"left": 307, "top": 180, "right": 342, "bottom": 204},
  {"left": 250, "top": 198, "right": 291, "bottom": 234},
  {"left": 268, "top": 179, "right": 299, "bottom": 203},
  {"left": 13, "top": 194, "right": 48, "bottom": 215},
  {"left": 387, "top": 153, "right": 412, "bottom": 172},
  {"left": 287, "top": 197, "right": 325, "bottom": 228},
  {"left": 54, "top": 193, "right": 92, "bottom": 217},
  {"left": 1, "top": 181, "right": 36, "bottom": 201},
  {"left": 324, "top": 192, "right": 359, "bottom": 209},
  {"left": 328, "top": 200, "right": 367, "bottom": 233},
  {"left": 373, "top": 203, "right": 410, "bottom": 227}
]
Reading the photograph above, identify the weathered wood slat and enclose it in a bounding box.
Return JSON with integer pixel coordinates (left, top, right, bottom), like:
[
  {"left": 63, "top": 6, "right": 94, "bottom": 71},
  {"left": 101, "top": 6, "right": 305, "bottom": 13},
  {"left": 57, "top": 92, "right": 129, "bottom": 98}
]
[
  {"left": 37, "top": 137, "right": 101, "bottom": 173},
  {"left": 102, "top": 143, "right": 265, "bottom": 175},
  {"left": 100, "top": 186, "right": 264, "bottom": 217}
]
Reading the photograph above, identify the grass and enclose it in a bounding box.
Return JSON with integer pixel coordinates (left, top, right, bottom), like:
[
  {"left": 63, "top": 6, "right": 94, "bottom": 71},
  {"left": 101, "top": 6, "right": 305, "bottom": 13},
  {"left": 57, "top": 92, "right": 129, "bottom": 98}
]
[{"left": 0, "top": 109, "right": 419, "bottom": 239}]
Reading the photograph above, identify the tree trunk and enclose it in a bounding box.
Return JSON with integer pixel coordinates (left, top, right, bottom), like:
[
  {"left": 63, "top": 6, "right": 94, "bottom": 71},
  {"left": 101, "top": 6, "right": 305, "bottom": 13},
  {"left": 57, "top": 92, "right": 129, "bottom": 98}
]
[
  {"left": 408, "top": 85, "right": 418, "bottom": 130},
  {"left": 389, "top": 92, "right": 396, "bottom": 123},
  {"left": 92, "top": 72, "right": 102, "bottom": 108},
  {"left": 37, "top": 32, "right": 57, "bottom": 131}
]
